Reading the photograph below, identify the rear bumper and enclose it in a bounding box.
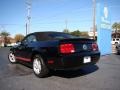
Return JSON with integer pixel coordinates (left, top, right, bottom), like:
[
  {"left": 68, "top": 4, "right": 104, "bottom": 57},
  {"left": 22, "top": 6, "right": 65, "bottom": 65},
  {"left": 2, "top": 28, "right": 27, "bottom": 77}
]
[{"left": 47, "top": 52, "right": 100, "bottom": 70}]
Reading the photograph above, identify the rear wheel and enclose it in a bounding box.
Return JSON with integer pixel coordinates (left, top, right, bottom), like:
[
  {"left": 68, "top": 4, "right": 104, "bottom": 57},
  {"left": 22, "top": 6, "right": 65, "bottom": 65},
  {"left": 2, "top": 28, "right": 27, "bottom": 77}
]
[
  {"left": 8, "top": 52, "right": 17, "bottom": 63},
  {"left": 116, "top": 50, "right": 120, "bottom": 55},
  {"left": 33, "top": 55, "right": 49, "bottom": 78}
]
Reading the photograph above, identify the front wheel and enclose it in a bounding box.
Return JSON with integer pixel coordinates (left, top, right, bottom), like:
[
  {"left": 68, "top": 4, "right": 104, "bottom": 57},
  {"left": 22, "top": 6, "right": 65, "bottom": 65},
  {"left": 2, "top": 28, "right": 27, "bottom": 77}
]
[
  {"left": 33, "top": 55, "right": 49, "bottom": 78},
  {"left": 8, "top": 52, "right": 17, "bottom": 64}
]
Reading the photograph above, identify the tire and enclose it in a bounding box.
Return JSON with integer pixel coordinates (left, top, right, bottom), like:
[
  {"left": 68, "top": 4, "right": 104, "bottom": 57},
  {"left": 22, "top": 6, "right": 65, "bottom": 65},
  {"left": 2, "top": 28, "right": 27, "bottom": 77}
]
[
  {"left": 33, "top": 55, "right": 49, "bottom": 78},
  {"left": 8, "top": 52, "right": 17, "bottom": 64},
  {"left": 116, "top": 50, "right": 120, "bottom": 55}
]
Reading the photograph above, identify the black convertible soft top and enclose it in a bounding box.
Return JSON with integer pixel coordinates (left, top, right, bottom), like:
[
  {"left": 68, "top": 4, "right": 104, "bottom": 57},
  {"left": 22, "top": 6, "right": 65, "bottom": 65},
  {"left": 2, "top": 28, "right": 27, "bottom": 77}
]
[
  {"left": 28, "top": 31, "right": 92, "bottom": 41},
  {"left": 34, "top": 31, "right": 77, "bottom": 41}
]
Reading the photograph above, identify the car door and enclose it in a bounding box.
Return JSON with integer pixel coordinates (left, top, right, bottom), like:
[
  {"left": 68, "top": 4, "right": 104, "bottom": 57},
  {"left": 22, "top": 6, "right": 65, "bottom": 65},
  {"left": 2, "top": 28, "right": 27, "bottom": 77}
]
[
  {"left": 23, "top": 35, "right": 37, "bottom": 60},
  {"left": 16, "top": 34, "right": 37, "bottom": 62}
]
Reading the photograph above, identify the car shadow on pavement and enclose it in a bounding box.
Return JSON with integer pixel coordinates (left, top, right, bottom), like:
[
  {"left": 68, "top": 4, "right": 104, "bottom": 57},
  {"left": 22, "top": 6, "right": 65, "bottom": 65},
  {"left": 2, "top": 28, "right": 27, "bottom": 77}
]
[
  {"left": 2, "top": 64, "right": 33, "bottom": 78},
  {"left": 50, "top": 65, "right": 99, "bottom": 78}
]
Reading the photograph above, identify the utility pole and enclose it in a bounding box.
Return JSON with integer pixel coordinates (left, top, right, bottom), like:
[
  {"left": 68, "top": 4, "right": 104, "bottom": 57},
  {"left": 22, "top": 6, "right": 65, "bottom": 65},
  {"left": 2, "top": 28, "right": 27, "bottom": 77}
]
[
  {"left": 65, "top": 19, "right": 68, "bottom": 30},
  {"left": 93, "top": 0, "right": 96, "bottom": 40},
  {"left": 26, "top": 0, "right": 32, "bottom": 35},
  {"left": 25, "top": 23, "right": 27, "bottom": 35}
]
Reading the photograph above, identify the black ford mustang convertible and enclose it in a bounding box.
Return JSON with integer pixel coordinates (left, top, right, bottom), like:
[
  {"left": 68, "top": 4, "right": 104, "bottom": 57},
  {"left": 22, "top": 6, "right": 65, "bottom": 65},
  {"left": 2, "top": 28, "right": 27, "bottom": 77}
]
[{"left": 8, "top": 32, "right": 100, "bottom": 77}]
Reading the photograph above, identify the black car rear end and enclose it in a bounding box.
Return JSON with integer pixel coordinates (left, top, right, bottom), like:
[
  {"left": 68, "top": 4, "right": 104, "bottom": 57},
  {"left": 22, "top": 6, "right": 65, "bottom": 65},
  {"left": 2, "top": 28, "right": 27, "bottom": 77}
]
[{"left": 47, "top": 38, "right": 100, "bottom": 70}]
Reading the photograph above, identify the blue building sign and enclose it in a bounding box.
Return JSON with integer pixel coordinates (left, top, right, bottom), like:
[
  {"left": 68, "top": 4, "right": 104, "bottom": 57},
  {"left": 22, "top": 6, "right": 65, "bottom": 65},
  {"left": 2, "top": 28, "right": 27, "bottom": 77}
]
[{"left": 97, "top": 3, "right": 112, "bottom": 55}]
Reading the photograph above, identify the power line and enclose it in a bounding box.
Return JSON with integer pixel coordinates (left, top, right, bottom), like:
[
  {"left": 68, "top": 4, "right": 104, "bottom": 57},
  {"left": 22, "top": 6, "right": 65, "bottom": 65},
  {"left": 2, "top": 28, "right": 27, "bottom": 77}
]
[
  {"left": 32, "top": 7, "right": 92, "bottom": 21},
  {"left": 0, "top": 24, "right": 24, "bottom": 26},
  {"left": 30, "top": 20, "right": 92, "bottom": 26},
  {"left": 110, "top": 5, "right": 120, "bottom": 8}
]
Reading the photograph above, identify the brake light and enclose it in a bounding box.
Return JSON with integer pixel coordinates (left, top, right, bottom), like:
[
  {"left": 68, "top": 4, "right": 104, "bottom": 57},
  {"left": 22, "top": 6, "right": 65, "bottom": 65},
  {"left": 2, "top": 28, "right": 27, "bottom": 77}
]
[
  {"left": 92, "top": 43, "right": 98, "bottom": 51},
  {"left": 60, "top": 43, "right": 75, "bottom": 54}
]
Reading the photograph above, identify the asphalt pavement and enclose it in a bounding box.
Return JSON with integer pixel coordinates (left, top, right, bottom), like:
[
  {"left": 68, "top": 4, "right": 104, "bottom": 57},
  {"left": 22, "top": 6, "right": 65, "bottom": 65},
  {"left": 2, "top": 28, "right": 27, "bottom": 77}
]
[{"left": 0, "top": 47, "right": 120, "bottom": 90}]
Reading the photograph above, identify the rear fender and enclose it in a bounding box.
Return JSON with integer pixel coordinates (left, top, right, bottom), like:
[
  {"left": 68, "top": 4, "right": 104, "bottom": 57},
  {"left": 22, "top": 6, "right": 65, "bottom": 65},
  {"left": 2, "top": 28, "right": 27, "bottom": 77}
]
[{"left": 31, "top": 49, "right": 47, "bottom": 63}]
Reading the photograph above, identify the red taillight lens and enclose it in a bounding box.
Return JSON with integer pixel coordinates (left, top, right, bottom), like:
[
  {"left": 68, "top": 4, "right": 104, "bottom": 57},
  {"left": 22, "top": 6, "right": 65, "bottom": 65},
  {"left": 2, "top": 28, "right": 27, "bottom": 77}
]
[
  {"left": 92, "top": 43, "right": 98, "bottom": 51},
  {"left": 60, "top": 43, "right": 75, "bottom": 54}
]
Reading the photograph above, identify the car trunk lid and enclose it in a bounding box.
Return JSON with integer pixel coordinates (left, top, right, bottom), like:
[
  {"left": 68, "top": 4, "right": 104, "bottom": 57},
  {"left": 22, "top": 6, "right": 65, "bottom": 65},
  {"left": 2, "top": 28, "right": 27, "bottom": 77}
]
[{"left": 59, "top": 38, "right": 98, "bottom": 54}]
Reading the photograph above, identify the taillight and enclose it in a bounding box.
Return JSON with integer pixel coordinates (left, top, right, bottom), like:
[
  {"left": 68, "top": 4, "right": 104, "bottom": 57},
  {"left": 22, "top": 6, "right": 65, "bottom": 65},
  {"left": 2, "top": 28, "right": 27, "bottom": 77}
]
[
  {"left": 60, "top": 43, "right": 75, "bottom": 54},
  {"left": 92, "top": 43, "right": 98, "bottom": 51}
]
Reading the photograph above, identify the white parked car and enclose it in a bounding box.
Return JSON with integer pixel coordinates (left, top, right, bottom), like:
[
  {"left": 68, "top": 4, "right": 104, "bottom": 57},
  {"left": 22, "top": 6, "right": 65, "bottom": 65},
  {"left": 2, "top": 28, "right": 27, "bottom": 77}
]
[
  {"left": 7, "top": 43, "right": 17, "bottom": 47},
  {"left": 111, "top": 38, "right": 120, "bottom": 45}
]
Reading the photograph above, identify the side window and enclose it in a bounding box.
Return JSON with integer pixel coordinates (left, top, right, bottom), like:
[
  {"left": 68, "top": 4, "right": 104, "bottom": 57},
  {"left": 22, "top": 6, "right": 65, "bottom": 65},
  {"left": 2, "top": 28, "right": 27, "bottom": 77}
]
[
  {"left": 27, "top": 35, "right": 37, "bottom": 43},
  {"left": 22, "top": 37, "right": 28, "bottom": 44},
  {"left": 22, "top": 35, "right": 37, "bottom": 44}
]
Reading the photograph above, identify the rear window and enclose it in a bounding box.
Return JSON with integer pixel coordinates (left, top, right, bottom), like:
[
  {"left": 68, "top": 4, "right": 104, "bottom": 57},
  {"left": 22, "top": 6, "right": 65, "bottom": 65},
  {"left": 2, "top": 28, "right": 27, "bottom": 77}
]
[
  {"left": 36, "top": 32, "right": 80, "bottom": 41},
  {"left": 49, "top": 33, "right": 78, "bottom": 40}
]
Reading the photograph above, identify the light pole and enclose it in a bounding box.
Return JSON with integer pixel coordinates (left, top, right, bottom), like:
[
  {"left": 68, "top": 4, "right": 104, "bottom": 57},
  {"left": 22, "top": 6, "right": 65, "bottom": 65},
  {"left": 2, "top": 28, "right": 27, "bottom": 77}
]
[
  {"left": 26, "top": 0, "right": 32, "bottom": 35},
  {"left": 93, "top": 0, "right": 96, "bottom": 40}
]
